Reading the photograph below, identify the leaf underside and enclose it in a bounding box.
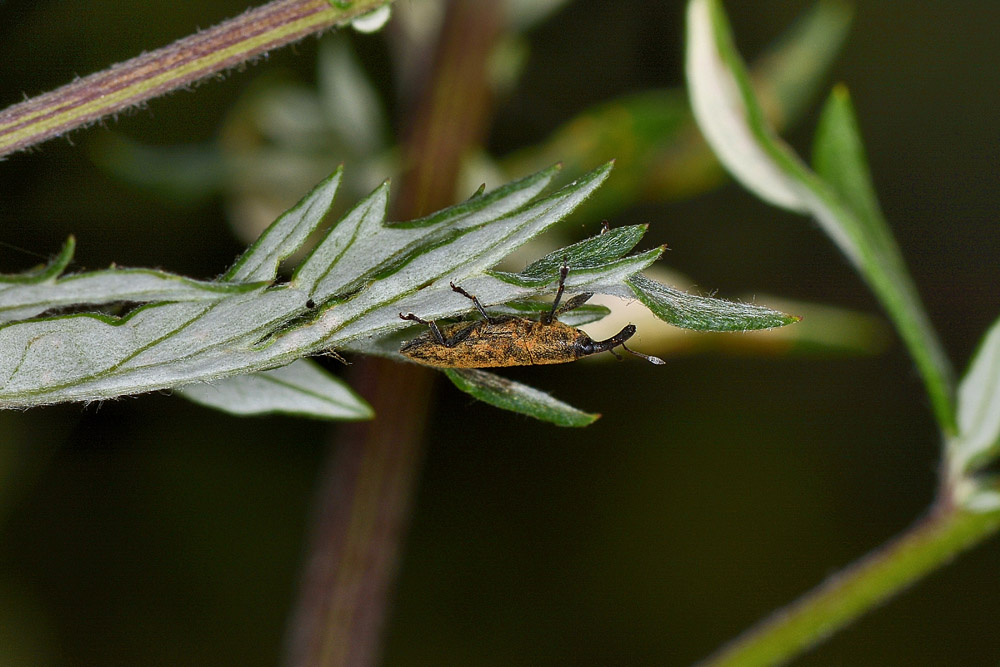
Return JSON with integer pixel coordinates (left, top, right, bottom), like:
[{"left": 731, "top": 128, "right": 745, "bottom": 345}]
[
  {"left": 444, "top": 369, "right": 599, "bottom": 427},
  {"left": 0, "top": 162, "right": 797, "bottom": 423}
]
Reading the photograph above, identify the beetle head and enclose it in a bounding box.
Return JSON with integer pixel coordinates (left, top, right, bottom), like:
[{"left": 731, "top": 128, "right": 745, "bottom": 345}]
[{"left": 575, "top": 324, "right": 665, "bottom": 364}]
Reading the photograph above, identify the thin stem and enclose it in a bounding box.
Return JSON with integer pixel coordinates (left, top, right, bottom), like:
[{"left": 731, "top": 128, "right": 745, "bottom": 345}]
[
  {"left": 283, "top": 359, "right": 434, "bottom": 667},
  {"left": 699, "top": 503, "right": 1000, "bottom": 666},
  {"left": 0, "top": 0, "right": 391, "bottom": 157}
]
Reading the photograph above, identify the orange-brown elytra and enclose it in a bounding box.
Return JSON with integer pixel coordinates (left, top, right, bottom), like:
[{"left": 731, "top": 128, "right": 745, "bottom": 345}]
[{"left": 398, "top": 263, "right": 665, "bottom": 368}]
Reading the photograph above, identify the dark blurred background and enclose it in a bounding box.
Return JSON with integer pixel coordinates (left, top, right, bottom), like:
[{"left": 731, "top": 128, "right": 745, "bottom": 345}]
[{"left": 1, "top": 1, "right": 998, "bottom": 664}]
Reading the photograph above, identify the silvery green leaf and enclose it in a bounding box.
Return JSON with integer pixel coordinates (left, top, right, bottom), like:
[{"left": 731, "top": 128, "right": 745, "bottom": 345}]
[
  {"left": 0, "top": 269, "right": 260, "bottom": 324},
  {"left": 685, "top": 0, "right": 955, "bottom": 433},
  {"left": 1, "top": 235, "right": 74, "bottom": 284},
  {"left": 178, "top": 359, "right": 372, "bottom": 420},
  {"left": 950, "top": 315, "right": 1000, "bottom": 476},
  {"left": 0, "top": 159, "right": 798, "bottom": 421},
  {"left": 489, "top": 223, "right": 654, "bottom": 286},
  {"left": 686, "top": 0, "right": 808, "bottom": 212},
  {"left": 316, "top": 164, "right": 620, "bottom": 347},
  {"left": 0, "top": 236, "right": 252, "bottom": 323},
  {"left": 224, "top": 167, "right": 343, "bottom": 282},
  {"left": 0, "top": 164, "right": 617, "bottom": 410},
  {"left": 444, "top": 368, "right": 598, "bottom": 427}
]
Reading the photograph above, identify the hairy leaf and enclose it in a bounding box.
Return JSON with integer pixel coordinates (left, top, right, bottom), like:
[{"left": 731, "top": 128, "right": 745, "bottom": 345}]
[
  {"left": 178, "top": 359, "right": 372, "bottom": 420},
  {"left": 444, "top": 368, "right": 599, "bottom": 427},
  {"left": 627, "top": 274, "right": 799, "bottom": 332},
  {"left": 0, "top": 160, "right": 798, "bottom": 422}
]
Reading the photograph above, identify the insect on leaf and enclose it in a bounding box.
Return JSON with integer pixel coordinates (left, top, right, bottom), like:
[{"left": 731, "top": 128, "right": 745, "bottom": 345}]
[
  {"left": 0, "top": 164, "right": 615, "bottom": 415},
  {"left": 0, "top": 159, "right": 798, "bottom": 422}
]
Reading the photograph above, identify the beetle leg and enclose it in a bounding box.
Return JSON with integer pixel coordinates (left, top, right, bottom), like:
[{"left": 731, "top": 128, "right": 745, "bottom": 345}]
[
  {"left": 542, "top": 260, "right": 570, "bottom": 324},
  {"left": 399, "top": 312, "right": 447, "bottom": 346},
  {"left": 324, "top": 349, "right": 351, "bottom": 365},
  {"left": 450, "top": 281, "right": 494, "bottom": 322}
]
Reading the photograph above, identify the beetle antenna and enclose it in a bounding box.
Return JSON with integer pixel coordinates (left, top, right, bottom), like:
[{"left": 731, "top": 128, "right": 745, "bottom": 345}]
[{"left": 621, "top": 342, "right": 666, "bottom": 365}]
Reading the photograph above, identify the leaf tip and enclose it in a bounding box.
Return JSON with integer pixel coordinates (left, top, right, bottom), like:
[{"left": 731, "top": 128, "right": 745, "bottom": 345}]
[{"left": 830, "top": 82, "right": 852, "bottom": 102}]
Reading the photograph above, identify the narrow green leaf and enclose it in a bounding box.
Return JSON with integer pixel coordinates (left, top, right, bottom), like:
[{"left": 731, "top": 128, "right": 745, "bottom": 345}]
[
  {"left": 812, "top": 85, "right": 883, "bottom": 230},
  {"left": 490, "top": 224, "right": 648, "bottom": 286},
  {"left": 685, "top": 0, "right": 956, "bottom": 433},
  {"left": 0, "top": 268, "right": 262, "bottom": 324},
  {"left": 491, "top": 248, "right": 664, "bottom": 289},
  {"left": 178, "top": 358, "right": 372, "bottom": 420},
  {"left": 810, "top": 90, "right": 954, "bottom": 431},
  {"left": 293, "top": 181, "right": 390, "bottom": 295},
  {"left": 0, "top": 236, "right": 75, "bottom": 284},
  {"left": 686, "top": 0, "right": 809, "bottom": 211},
  {"left": 324, "top": 164, "right": 615, "bottom": 344},
  {"left": 444, "top": 368, "right": 599, "bottom": 427},
  {"left": 0, "top": 164, "right": 627, "bottom": 413},
  {"left": 627, "top": 273, "right": 798, "bottom": 331},
  {"left": 224, "top": 166, "right": 343, "bottom": 282},
  {"left": 391, "top": 165, "right": 559, "bottom": 229}
]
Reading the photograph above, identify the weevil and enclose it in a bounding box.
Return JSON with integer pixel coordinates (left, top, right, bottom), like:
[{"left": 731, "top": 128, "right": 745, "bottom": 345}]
[{"left": 398, "top": 264, "right": 664, "bottom": 368}]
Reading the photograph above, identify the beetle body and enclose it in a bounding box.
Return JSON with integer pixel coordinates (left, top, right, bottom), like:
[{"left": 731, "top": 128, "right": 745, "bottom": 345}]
[
  {"left": 398, "top": 264, "right": 663, "bottom": 369},
  {"left": 400, "top": 316, "right": 606, "bottom": 368}
]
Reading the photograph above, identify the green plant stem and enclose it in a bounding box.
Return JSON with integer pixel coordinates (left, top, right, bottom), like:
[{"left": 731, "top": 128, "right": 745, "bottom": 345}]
[
  {"left": 699, "top": 503, "right": 1000, "bottom": 666},
  {"left": 0, "top": 0, "right": 391, "bottom": 157}
]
